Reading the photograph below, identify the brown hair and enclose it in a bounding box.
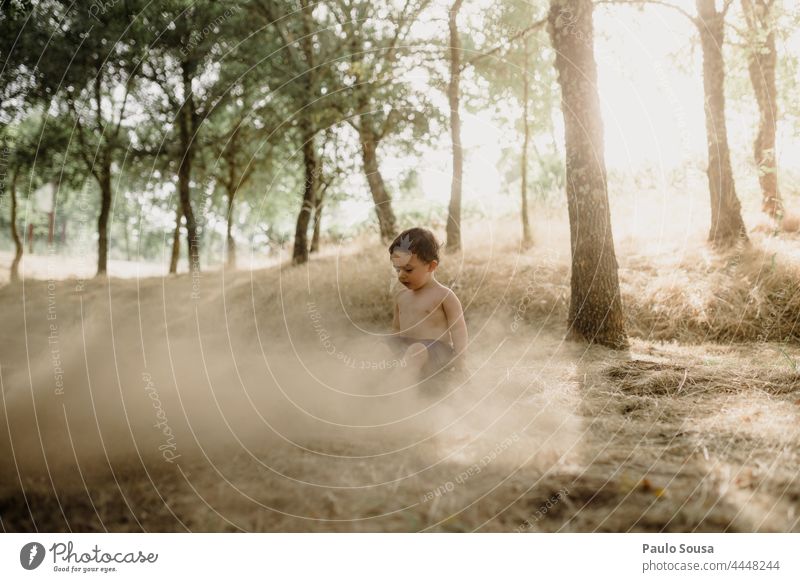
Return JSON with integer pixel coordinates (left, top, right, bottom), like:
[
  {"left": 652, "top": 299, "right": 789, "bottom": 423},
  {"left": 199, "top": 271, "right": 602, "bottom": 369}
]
[{"left": 388, "top": 227, "right": 440, "bottom": 264}]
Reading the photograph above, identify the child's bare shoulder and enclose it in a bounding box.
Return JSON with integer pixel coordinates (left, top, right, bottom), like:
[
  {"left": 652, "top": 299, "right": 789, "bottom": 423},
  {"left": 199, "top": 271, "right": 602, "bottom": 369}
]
[
  {"left": 392, "top": 284, "right": 411, "bottom": 301},
  {"left": 433, "top": 281, "right": 458, "bottom": 301}
]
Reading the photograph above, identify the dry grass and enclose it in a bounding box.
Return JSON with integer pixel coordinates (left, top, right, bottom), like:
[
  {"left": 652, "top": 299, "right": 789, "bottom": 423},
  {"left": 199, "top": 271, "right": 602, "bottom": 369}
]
[{"left": 1, "top": 212, "right": 799, "bottom": 532}]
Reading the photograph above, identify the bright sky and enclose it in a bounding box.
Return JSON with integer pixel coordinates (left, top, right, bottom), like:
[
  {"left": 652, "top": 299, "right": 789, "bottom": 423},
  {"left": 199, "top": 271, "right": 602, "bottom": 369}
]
[{"left": 594, "top": 5, "right": 706, "bottom": 168}]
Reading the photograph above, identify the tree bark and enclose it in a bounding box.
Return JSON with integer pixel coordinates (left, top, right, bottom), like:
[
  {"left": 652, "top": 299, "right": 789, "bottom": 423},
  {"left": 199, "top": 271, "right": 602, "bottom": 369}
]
[
  {"left": 124, "top": 217, "right": 131, "bottom": 261},
  {"left": 169, "top": 205, "right": 181, "bottom": 274},
  {"left": 696, "top": 0, "right": 748, "bottom": 246},
  {"left": 179, "top": 63, "right": 200, "bottom": 274},
  {"left": 742, "top": 0, "right": 781, "bottom": 219},
  {"left": 310, "top": 184, "right": 325, "bottom": 254},
  {"left": 10, "top": 170, "right": 23, "bottom": 283},
  {"left": 548, "top": 0, "right": 628, "bottom": 349},
  {"left": 292, "top": 123, "right": 317, "bottom": 265},
  {"left": 48, "top": 182, "right": 57, "bottom": 244},
  {"left": 521, "top": 35, "right": 533, "bottom": 247},
  {"left": 97, "top": 163, "right": 112, "bottom": 275},
  {"left": 225, "top": 187, "right": 236, "bottom": 268},
  {"left": 446, "top": 0, "right": 465, "bottom": 253},
  {"left": 290, "top": 3, "right": 320, "bottom": 265},
  {"left": 359, "top": 124, "right": 397, "bottom": 243}
]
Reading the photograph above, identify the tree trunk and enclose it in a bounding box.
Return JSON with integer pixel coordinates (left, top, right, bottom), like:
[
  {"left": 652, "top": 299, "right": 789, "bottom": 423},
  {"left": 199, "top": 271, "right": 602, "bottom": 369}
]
[
  {"left": 548, "top": 0, "right": 627, "bottom": 349},
  {"left": 97, "top": 165, "right": 112, "bottom": 275},
  {"left": 311, "top": 205, "right": 322, "bottom": 253},
  {"left": 310, "top": 186, "right": 324, "bottom": 254},
  {"left": 696, "top": 0, "right": 748, "bottom": 246},
  {"left": 521, "top": 35, "right": 533, "bottom": 247},
  {"left": 10, "top": 170, "right": 23, "bottom": 283},
  {"left": 48, "top": 181, "right": 57, "bottom": 244},
  {"left": 47, "top": 212, "right": 55, "bottom": 244},
  {"left": 359, "top": 124, "right": 397, "bottom": 243},
  {"left": 124, "top": 218, "right": 131, "bottom": 261},
  {"left": 179, "top": 63, "right": 200, "bottom": 274},
  {"left": 742, "top": 0, "right": 781, "bottom": 219},
  {"left": 169, "top": 206, "right": 181, "bottom": 274},
  {"left": 291, "top": 4, "right": 319, "bottom": 265},
  {"left": 292, "top": 123, "right": 317, "bottom": 265},
  {"left": 446, "top": 0, "right": 465, "bottom": 253},
  {"left": 225, "top": 187, "right": 236, "bottom": 269}
]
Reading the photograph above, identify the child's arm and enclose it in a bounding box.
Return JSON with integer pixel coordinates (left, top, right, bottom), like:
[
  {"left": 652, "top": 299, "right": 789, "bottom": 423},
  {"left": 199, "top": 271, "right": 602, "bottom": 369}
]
[
  {"left": 443, "top": 290, "right": 468, "bottom": 370},
  {"left": 392, "top": 301, "right": 400, "bottom": 332}
]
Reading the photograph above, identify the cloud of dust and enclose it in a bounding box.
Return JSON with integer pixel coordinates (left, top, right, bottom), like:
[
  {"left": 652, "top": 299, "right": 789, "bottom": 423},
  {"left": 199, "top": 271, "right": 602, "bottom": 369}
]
[{"left": 0, "top": 265, "right": 585, "bottom": 492}]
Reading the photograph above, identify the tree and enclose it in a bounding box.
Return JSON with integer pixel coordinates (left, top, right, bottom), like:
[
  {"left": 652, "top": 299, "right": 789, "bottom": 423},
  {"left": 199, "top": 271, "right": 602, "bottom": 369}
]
[
  {"left": 469, "top": 6, "right": 550, "bottom": 248},
  {"left": 139, "top": 0, "right": 245, "bottom": 274},
  {"left": 217, "top": 125, "right": 257, "bottom": 270},
  {"left": 741, "top": 0, "right": 781, "bottom": 219},
  {"left": 445, "top": 0, "right": 465, "bottom": 253},
  {"left": 548, "top": 0, "right": 628, "bottom": 349},
  {"left": 696, "top": 0, "right": 749, "bottom": 246},
  {"left": 3, "top": 0, "right": 141, "bottom": 275},
  {"left": 204, "top": 86, "right": 275, "bottom": 269},
  {"left": 328, "top": 0, "right": 431, "bottom": 244},
  {"left": 43, "top": 1, "right": 146, "bottom": 275},
  {"left": 2, "top": 112, "right": 80, "bottom": 282},
  {"left": 520, "top": 35, "right": 533, "bottom": 247},
  {"left": 444, "top": 3, "right": 549, "bottom": 250},
  {"left": 1, "top": 2, "right": 34, "bottom": 120},
  {"left": 600, "top": 0, "right": 748, "bottom": 247},
  {"left": 1, "top": 129, "right": 24, "bottom": 282},
  {"left": 128, "top": 113, "right": 187, "bottom": 272},
  {"left": 1, "top": 0, "right": 37, "bottom": 282},
  {"left": 252, "top": 0, "right": 346, "bottom": 265},
  {"left": 309, "top": 128, "right": 345, "bottom": 254}
]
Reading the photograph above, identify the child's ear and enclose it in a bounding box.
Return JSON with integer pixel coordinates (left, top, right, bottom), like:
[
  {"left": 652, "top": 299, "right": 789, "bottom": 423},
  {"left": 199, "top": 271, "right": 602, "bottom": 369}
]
[{"left": 429, "top": 260, "right": 439, "bottom": 272}]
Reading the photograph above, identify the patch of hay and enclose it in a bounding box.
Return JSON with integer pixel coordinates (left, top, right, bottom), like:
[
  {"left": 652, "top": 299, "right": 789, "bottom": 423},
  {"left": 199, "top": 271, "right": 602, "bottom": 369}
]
[{"left": 605, "top": 359, "right": 800, "bottom": 398}]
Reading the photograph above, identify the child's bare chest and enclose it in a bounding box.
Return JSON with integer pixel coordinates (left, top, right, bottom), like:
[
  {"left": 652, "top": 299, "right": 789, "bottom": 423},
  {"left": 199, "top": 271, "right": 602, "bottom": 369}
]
[{"left": 397, "top": 291, "right": 448, "bottom": 331}]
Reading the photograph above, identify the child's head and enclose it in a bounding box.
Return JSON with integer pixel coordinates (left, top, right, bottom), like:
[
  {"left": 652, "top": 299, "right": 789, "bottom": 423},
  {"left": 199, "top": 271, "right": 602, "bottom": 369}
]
[{"left": 388, "top": 227, "right": 440, "bottom": 290}]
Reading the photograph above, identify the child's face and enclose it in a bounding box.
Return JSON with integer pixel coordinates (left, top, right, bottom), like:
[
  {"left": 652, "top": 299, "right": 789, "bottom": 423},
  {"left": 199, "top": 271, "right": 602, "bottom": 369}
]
[{"left": 391, "top": 251, "right": 436, "bottom": 291}]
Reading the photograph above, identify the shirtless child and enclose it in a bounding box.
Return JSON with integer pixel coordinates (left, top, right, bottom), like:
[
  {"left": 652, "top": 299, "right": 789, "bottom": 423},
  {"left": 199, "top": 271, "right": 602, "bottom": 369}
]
[{"left": 386, "top": 227, "right": 468, "bottom": 380}]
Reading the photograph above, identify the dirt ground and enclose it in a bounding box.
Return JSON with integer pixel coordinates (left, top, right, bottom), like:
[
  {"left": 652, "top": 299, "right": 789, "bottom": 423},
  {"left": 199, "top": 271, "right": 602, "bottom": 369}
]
[{"left": 1, "top": 220, "right": 799, "bottom": 532}]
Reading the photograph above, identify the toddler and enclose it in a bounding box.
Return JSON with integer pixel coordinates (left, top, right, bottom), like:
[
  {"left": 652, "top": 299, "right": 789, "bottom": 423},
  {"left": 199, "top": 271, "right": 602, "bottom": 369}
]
[{"left": 385, "top": 227, "right": 468, "bottom": 379}]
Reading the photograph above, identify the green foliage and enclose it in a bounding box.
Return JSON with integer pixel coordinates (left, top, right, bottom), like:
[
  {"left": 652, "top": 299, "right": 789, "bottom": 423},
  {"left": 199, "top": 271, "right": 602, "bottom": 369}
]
[
  {"left": 6, "top": 0, "right": 800, "bottom": 271},
  {"left": 466, "top": 2, "right": 561, "bottom": 208}
]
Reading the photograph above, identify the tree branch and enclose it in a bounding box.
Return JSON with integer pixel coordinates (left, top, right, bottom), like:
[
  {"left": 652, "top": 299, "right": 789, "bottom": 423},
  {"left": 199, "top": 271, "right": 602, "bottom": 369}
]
[
  {"left": 93, "top": 67, "right": 104, "bottom": 134},
  {"left": 722, "top": 0, "right": 735, "bottom": 16},
  {"left": 139, "top": 61, "right": 180, "bottom": 110},
  {"left": 252, "top": 0, "right": 303, "bottom": 71},
  {"left": 239, "top": 156, "right": 259, "bottom": 189},
  {"left": 376, "top": 106, "right": 402, "bottom": 142},
  {"left": 112, "top": 78, "right": 133, "bottom": 140},
  {"left": 462, "top": 16, "right": 547, "bottom": 70},
  {"left": 595, "top": 0, "right": 697, "bottom": 25},
  {"left": 67, "top": 97, "right": 101, "bottom": 182},
  {"left": 384, "top": 0, "right": 431, "bottom": 65}
]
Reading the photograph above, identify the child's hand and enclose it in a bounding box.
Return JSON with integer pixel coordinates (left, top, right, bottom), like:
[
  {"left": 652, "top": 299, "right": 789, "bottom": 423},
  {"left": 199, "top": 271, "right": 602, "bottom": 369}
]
[{"left": 451, "top": 355, "right": 468, "bottom": 374}]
